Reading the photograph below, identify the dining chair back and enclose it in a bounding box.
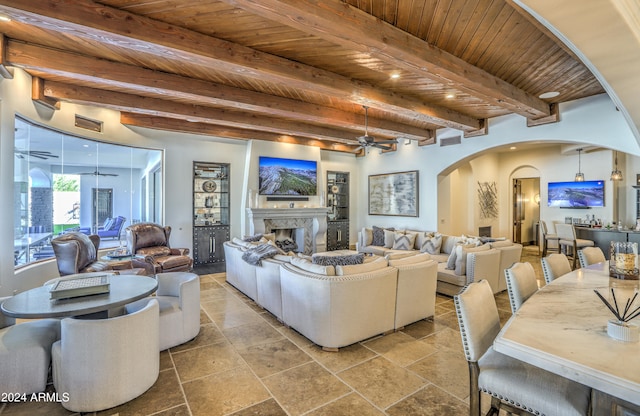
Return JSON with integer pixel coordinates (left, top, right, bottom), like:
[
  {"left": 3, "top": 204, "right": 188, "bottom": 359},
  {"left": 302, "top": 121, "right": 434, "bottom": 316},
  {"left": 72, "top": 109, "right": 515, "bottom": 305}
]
[
  {"left": 454, "top": 280, "right": 591, "bottom": 416},
  {"left": 52, "top": 298, "right": 159, "bottom": 412},
  {"left": 578, "top": 246, "right": 606, "bottom": 268},
  {"left": 504, "top": 262, "right": 539, "bottom": 313},
  {"left": 556, "top": 224, "right": 595, "bottom": 269},
  {"left": 0, "top": 297, "right": 61, "bottom": 395},
  {"left": 541, "top": 253, "right": 572, "bottom": 285}
]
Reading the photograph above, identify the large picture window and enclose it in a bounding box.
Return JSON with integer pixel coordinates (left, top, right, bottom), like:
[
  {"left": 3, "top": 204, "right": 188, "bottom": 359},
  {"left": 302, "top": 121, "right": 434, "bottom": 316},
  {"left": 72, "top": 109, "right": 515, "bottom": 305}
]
[{"left": 13, "top": 116, "right": 163, "bottom": 267}]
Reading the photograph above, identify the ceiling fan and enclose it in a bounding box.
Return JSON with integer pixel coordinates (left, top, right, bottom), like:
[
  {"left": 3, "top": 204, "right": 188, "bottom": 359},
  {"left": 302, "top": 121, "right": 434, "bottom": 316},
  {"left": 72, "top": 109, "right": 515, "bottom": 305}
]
[
  {"left": 78, "top": 170, "right": 119, "bottom": 177},
  {"left": 355, "top": 106, "right": 398, "bottom": 152},
  {"left": 14, "top": 149, "right": 59, "bottom": 160}
]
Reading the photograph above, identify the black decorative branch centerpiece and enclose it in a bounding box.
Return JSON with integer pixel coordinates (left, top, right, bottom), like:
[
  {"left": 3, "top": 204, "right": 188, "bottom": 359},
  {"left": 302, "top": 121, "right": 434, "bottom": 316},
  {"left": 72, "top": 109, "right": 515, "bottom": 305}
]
[{"left": 594, "top": 288, "right": 640, "bottom": 342}]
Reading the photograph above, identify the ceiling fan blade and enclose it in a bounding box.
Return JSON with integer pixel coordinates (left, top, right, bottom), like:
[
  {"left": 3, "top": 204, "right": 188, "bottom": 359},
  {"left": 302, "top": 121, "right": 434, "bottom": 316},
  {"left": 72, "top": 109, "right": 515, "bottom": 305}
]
[
  {"left": 374, "top": 139, "right": 398, "bottom": 145},
  {"left": 372, "top": 143, "right": 393, "bottom": 150}
]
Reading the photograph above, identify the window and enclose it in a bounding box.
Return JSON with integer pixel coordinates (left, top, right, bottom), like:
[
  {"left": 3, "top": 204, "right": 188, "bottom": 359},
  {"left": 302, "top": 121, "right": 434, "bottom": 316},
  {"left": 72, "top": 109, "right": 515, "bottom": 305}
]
[{"left": 13, "top": 116, "right": 163, "bottom": 267}]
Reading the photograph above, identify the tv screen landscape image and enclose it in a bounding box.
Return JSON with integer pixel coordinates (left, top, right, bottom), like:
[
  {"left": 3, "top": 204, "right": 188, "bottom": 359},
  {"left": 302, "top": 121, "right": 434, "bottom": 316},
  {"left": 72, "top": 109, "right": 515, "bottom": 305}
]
[
  {"left": 547, "top": 180, "right": 605, "bottom": 208},
  {"left": 258, "top": 156, "right": 317, "bottom": 196}
]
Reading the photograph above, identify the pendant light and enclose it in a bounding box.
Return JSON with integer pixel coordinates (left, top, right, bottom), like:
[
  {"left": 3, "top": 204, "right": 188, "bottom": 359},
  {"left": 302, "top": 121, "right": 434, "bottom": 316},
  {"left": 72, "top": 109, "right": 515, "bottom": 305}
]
[
  {"left": 574, "top": 148, "right": 585, "bottom": 182},
  {"left": 611, "top": 151, "right": 623, "bottom": 181}
]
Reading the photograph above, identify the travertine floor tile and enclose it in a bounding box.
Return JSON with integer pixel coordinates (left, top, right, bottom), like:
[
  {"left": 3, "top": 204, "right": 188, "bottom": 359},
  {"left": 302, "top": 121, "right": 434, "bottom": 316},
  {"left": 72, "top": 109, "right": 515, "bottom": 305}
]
[
  {"left": 386, "top": 384, "right": 469, "bottom": 415},
  {"left": 400, "top": 318, "right": 447, "bottom": 340},
  {"left": 169, "top": 323, "right": 226, "bottom": 353},
  {"left": 338, "top": 356, "right": 426, "bottom": 409},
  {"left": 236, "top": 338, "right": 312, "bottom": 378},
  {"left": 172, "top": 341, "right": 245, "bottom": 382},
  {"left": 263, "top": 362, "right": 352, "bottom": 415},
  {"left": 407, "top": 348, "right": 470, "bottom": 400},
  {"left": 222, "top": 321, "right": 285, "bottom": 349},
  {"left": 227, "top": 398, "right": 287, "bottom": 416},
  {"left": 306, "top": 392, "right": 384, "bottom": 416},
  {"left": 305, "top": 342, "right": 378, "bottom": 373}
]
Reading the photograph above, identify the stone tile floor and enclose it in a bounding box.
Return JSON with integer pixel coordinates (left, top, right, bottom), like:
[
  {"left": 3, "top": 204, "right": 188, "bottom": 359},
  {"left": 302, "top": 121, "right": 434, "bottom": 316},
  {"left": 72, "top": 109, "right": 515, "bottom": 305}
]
[{"left": 0, "top": 246, "right": 544, "bottom": 416}]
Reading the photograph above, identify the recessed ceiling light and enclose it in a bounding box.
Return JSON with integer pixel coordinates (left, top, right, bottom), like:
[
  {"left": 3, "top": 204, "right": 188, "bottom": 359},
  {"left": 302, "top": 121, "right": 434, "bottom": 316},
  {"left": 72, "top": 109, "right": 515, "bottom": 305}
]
[
  {"left": 390, "top": 73, "right": 400, "bottom": 79},
  {"left": 0, "top": 15, "right": 11, "bottom": 22},
  {"left": 445, "top": 93, "right": 455, "bottom": 99},
  {"left": 510, "top": 146, "right": 517, "bottom": 150},
  {"left": 539, "top": 91, "right": 560, "bottom": 99}
]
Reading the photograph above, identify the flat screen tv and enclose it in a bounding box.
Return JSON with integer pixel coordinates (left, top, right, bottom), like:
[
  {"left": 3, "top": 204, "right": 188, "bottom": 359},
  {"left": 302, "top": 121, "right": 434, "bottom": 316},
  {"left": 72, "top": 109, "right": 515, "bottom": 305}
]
[
  {"left": 547, "top": 180, "right": 605, "bottom": 208},
  {"left": 258, "top": 156, "right": 317, "bottom": 196}
]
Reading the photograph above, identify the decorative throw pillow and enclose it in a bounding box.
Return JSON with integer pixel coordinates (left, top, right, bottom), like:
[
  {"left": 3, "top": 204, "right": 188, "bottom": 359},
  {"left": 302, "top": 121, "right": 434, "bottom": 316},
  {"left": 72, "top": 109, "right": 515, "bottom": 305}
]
[
  {"left": 242, "top": 233, "right": 263, "bottom": 242},
  {"left": 446, "top": 249, "right": 457, "bottom": 270},
  {"left": 361, "top": 227, "right": 373, "bottom": 247},
  {"left": 384, "top": 229, "right": 397, "bottom": 248},
  {"left": 312, "top": 253, "right": 364, "bottom": 266},
  {"left": 454, "top": 243, "right": 490, "bottom": 276},
  {"left": 420, "top": 232, "right": 443, "bottom": 254},
  {"left": 371, "top": 226, "right": 386, "bottom": 246},
  {"left": 392, "top": 232, "right": 416, "bottom": 250},
  {"left": 291, "top": 257, "right": 336, "bottom": 276}
]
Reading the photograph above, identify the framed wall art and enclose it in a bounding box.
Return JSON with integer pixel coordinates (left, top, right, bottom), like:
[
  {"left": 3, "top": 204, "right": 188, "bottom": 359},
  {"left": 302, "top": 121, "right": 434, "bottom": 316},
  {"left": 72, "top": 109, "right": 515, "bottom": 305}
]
[{"left": 368, "top": 170, "right": 419, "bottom": 217}]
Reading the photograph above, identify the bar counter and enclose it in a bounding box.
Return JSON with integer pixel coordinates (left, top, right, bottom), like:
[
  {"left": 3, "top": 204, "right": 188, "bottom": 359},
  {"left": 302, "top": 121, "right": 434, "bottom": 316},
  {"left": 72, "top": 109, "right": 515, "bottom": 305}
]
[{"left": 574, "top": 226, "right": 640, "bottom": 259}]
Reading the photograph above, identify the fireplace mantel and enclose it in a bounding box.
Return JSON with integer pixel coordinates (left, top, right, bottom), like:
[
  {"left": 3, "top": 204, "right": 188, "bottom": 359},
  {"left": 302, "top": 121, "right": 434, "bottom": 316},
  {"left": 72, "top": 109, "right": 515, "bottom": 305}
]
[{"left": 246, "top": 207, "right": 330, "bottom": 254}]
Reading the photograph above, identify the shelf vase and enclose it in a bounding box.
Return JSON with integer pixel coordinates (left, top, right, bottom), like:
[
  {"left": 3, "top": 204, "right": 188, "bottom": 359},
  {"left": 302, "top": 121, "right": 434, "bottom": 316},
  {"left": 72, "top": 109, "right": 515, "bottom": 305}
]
[
  {"left": 607, "top": 320, "right": 639, "bottom": 342},
  {"left": 609, "top": 241, "right": 639, "bottom": 280}
]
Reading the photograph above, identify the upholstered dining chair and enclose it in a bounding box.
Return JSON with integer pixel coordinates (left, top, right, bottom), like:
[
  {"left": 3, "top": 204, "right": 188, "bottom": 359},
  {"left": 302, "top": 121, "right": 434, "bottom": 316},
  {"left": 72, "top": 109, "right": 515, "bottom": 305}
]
[
  {"left": 126, "top": 272, "right": 200, "bottom": 351},
  {"left": 454, "top": 280, "right": 591, "bottom": 416},
  {"left": 504, "top": 262, "right": 539, "bottom": 314},
  {"left": 0, "top": 298, "right": 61, "bottom": 395},
  {"left": 556, "top": 223, "right": 595, "bottom": 269},
  {"left": 541, "top": 253, "right": 572, "bottom": 285},
  {"left": 578, "top": 246, "right": 606, "bottom": 269},
  {"left": 126, "top": 223, "right": 193, "bottom": 275},
  {"left": 52, "top": 298, "right": 159, "bottom": 413},
  {"left": 540, "top": 220, "right": 559, "bottom": 257}
]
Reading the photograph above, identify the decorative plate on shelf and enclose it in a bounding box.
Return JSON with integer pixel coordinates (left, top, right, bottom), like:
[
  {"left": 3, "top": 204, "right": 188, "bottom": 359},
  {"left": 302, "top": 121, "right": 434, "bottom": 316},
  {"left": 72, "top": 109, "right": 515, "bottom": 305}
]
[
  {"left": 202, "top": 180, "right": 217, "bottom": 193},
  {"left": 331, "top": 185, "right": 339, "bottom": 194}
]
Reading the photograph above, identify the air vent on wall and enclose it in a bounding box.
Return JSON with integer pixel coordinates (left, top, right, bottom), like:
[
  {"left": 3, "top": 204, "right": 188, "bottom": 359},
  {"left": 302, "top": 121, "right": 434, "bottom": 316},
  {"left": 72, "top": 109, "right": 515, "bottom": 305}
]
[
  {"left": 75, "top": 114, "right": 103, "bottom": 133},
  {"left": 439, "top": 135, "right": 461, "bottom": 146}
]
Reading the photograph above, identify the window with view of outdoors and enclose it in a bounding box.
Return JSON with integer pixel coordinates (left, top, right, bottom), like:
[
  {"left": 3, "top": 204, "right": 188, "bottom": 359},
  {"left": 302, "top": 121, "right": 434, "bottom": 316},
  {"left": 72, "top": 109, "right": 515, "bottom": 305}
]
[{"left": 13, "top": 116, "right": 163, "bottom": 267}]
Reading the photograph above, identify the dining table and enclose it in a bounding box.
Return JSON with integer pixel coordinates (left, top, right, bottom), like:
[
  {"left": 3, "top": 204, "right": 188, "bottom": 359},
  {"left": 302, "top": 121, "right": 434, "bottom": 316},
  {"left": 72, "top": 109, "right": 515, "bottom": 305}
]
[
  {"left": 493, "top": 262, "right": 640, "bottom": 415},
  {"left": 0, "top": 273, "right": 158, "bottom": 319}
]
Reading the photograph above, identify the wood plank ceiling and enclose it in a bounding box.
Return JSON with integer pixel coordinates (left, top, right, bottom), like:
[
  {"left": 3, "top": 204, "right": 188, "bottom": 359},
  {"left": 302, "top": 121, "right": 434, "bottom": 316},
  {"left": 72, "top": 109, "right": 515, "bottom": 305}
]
[{"left": 0, "top": 0, "right": 604, "bottom": 154}]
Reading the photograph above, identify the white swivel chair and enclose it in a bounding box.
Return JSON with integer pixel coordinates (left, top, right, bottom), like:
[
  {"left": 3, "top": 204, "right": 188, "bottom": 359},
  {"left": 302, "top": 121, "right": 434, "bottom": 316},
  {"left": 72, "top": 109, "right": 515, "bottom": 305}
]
[
  {"left": 454, "top": 280, "right": 591, "bottom": 416},
  {"left": 0, "top": 298, "right": 61, "bottom": 395},
  {"left": 540, "top": 221, "right": 559, "bottom": 257},
  {"left": 52, "top": 298, "right": 159, "bottom": 413},
  {"left": 504, "top": 262, "right": 539, "bottom": 314},
  {"left": 556, "top": 224, "right": 594, "bottom": 269},
  {"left": 578, "top": 246, "right": 606, "bottom": 269},
  {"left": 541, "top": 253, "right": 572, "bottom": 285},
  {"left": 127, "top": 272, "right": 200, "bottom": 351}
]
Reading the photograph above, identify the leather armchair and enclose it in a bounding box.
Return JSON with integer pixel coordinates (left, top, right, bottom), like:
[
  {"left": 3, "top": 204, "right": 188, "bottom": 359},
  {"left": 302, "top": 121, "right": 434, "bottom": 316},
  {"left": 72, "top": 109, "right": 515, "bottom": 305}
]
[
  {"left": 126, "top": 223, "right": 193, "bottom": 275},
  {"left": 51, "top": 232, "right": 113, "bottom": 276}
]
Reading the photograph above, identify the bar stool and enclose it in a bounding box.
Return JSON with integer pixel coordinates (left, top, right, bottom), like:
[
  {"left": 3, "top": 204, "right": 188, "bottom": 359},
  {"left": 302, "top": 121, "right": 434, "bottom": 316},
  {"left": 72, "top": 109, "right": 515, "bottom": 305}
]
[
  {"left": 540, "top": 221, "right": 559, "bottom": 257},
  {"left": 556, "top": 224, "right": 594, "bottom": 269}
]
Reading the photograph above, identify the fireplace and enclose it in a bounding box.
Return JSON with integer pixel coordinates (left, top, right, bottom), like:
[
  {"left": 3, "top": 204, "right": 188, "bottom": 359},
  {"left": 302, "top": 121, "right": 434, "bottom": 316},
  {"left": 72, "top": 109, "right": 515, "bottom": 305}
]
[{"left": 246, "top": 207, "right": 330, "bottom": 254}]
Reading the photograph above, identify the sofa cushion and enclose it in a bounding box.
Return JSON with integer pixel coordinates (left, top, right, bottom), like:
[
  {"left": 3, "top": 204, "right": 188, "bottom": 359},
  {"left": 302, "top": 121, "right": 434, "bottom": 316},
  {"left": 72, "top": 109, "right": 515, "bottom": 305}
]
[
  {"left": 489, "top": 239, "right": 513, "bottom": 248},
  {"left": 291, "top": 257, "right": 336, "bottom": 276},
  {"left": 388, "top": 253, "right": 431, "bottom": 266},
  {"left": 312, "top": 253, "right": 364, "bottom": 266},
  {"left": 420, "top": 232, "right": 443, "bottom": 254},
  {"left": 336, "top": 256, "right": 388, "bottom": 276},
  {"left": 361, "top": 227, "right": 373, "bottom": 247},
  {"left": 385, "top": 251, "right": 416, "bottom": 260},
  {"left": 384, "top": 229, "right": 396, "bottom": 248},
  {"left": 455, "top": 243, "right": 490, "bottom": 276},
  {"left": 137, "top": 246, "right": 172, "bottom": 257},
  {"left": 437, "top": 263, "right": 469, "bottom": 287},
  {"left": 441, "top": 235, "right": 462, "bottom": 255},
  {"left": 392, "top": 232, "right": 416, "bottom": 250}
]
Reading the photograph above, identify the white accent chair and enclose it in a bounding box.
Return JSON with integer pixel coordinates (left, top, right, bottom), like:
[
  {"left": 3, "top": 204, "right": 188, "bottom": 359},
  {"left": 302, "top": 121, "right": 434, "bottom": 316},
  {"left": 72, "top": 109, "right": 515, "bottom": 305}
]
[
  {"left": 578, "top": 246, "right": 606, "bottom": 269},
  {"left": 504, "top": 262, "right": 539, "bottom": 314},
  {"left": 556, "top": 224, "right": 594, "bottom": 269},
  {"left": 52, "top": 298, "right": 160, "bottom": 413},
  {"left": 126, "top": 272, "right": 200, "bottom": 351},
  {"left": 541, "top": 253, "right": 572, "bottom": 285},
  {"left": 454, "top": 280, "right": 591, "bottom": 416},
  {"left": 0, "top": 298, "right": 61, "bottom": 395}
]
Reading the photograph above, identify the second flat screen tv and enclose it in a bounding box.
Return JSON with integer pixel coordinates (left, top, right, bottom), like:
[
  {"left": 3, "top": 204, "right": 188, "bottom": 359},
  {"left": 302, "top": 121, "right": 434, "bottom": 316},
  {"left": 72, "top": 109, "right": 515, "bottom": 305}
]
[
  {"left": 547, "top": 180, "right": 605, "bottom": 208},
  {"left": 258, "top": 156, "right": 317, "bottom": 196}
]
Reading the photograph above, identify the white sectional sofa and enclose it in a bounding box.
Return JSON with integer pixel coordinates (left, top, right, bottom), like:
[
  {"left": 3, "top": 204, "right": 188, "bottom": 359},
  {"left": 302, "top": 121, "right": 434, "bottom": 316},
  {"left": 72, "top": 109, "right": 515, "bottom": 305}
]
[
  {"left": 222, "top": 240, "right": 437, "bottom": 350},
  {"left": 357, "top": 227, "right": 522, "bottom": 295}
]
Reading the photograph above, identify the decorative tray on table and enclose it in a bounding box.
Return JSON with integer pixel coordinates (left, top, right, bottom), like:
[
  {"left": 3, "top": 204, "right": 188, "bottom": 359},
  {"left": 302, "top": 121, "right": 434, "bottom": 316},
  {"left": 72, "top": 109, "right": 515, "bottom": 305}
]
[{"left": 105, "top": 249, "right": 131, "bottom": 259}]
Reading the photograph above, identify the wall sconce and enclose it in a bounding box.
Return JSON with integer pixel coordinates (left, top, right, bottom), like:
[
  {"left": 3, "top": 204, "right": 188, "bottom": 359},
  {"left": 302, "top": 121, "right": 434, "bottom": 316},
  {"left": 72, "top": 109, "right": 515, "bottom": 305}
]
[
  {"left": 611, "top": 151, "right": 623, "bottom": 181},
  {"left": 534, "top": 193, "right": 540, "bottom": 205},
  {"left": 404, "top": 138, "right": 412, "bottom": 145},
  {"left": 574, "top": 148, "right": 585, "bottom": 182}
]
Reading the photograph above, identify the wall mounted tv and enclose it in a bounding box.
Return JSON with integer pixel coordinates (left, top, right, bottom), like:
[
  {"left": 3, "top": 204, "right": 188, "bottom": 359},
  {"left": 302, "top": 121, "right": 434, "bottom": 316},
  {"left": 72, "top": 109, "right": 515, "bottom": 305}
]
[
  {"left": 258, "top": 156, "right": 317, "bottom": 196},
  {"left": 547, "top": 180, "right": 605, "bottom": 208}
]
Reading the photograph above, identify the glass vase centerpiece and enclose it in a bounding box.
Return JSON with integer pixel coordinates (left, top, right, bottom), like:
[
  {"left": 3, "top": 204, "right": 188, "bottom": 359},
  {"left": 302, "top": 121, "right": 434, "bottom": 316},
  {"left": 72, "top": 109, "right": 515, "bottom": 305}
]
[{"left": 609, "top": 241, "right": 639, "bottom": 280}]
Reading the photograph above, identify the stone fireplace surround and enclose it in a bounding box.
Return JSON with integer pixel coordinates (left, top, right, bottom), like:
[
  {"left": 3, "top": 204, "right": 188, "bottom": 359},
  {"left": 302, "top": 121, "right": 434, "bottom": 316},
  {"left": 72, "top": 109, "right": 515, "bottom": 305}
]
[{"left": 246, "top": 207, "right": 330, "bottom": 255}]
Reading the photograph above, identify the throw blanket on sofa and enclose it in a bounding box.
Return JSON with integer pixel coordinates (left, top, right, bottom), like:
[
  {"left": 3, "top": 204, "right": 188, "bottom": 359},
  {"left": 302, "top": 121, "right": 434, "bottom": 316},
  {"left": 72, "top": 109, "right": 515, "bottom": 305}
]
[{"left": 242, "top": 244, "right": 283, "bottom": 266}]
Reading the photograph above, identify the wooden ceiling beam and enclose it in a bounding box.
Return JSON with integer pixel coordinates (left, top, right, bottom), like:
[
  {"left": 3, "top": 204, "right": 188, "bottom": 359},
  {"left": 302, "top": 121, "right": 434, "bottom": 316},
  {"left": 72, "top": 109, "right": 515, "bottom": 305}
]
[
  {"left": 221, "top": 0, "right": 551, "bottom": 119},
  {"left": 120, "top": 113, "right": 360, "bottom": 154},
  {"left": 41, "top": 80, "right": 365, "bottom": 143},
  {"left": 0, "top": 0, "right": 480, "bottom": 131},
  {"left": 7, "top": 40, "right": 428, "bottom": 142}
]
